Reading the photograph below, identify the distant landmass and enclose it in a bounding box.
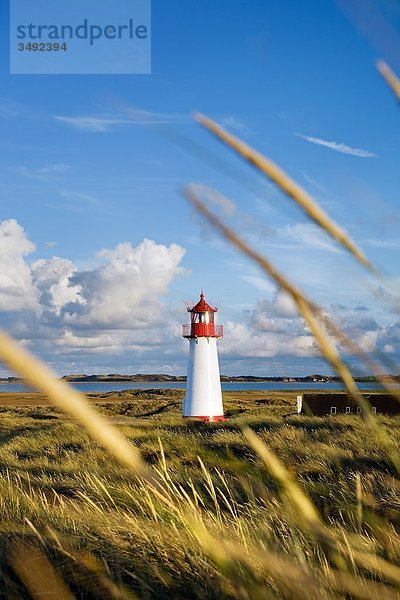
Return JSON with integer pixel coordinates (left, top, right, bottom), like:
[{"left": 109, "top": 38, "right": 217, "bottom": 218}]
[{"left": 1, "top": 373, "right": 399, "bottom": 384}]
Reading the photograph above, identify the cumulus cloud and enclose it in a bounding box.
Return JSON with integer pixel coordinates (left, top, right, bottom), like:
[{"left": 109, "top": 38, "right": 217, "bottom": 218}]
[
  {"left": 0, "top": 219, "right": 39, "bottom": 311},
  {"left": 32, "top": 257, "right": 84, "bottom": 316},
  {"left": 1, "top": 219, "right": 399, "bottom": 375},
  {"left": 296, "top": 134, "right": 377, "bottom": 158},
  {"left": 373, "top": 286, "right": 400, "bottom": 313},
  {"left": 67, "top": 239, "right": 186, "bottom": 329},
  {"left": 220, "top": 321, "right": 316, "bottom": 358},
  {"left": 320, "top": 303, "right": 395, "bottom": 357},
  {"left": 219, "top": 290, "right": 400, "bottom": 369},
  {"left": 219, "top": 291, "right": 317, "bottom": 359},
  {"left": 0, "top": 219, "right": 187, "bottom": 371},
  {"left": 375, "top": 320, "right": 400, "bottom": 357}
]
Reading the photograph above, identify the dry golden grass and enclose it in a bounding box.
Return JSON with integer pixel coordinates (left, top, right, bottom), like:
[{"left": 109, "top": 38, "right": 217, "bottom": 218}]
[
  {"left": 0, "top": 331, "right": 149, "bottom": 478},
  {"left": 9, "top": 540, "right": 75, "bottom": 600},
  {"left": 0, "top": 392, "right": 398, "bottom": 597},
  {"left": 377, "top": 61, "right": 400, "bottom": 102}
]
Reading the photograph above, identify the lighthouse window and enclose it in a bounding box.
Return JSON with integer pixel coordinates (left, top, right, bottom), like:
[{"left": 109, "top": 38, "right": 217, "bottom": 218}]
[{"left": 198, "top": 312, "right": 211, "bottom": 324}]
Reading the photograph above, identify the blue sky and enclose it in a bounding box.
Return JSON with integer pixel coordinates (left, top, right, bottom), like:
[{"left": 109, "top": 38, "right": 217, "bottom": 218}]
[{"left": 1, "top": 0, "right": 400, "bottom": 376}]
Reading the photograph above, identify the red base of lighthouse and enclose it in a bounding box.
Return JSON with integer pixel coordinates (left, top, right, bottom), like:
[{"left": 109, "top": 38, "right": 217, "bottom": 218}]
[{"left": 183, "top": 415, "right": 226, "bottom": 422}]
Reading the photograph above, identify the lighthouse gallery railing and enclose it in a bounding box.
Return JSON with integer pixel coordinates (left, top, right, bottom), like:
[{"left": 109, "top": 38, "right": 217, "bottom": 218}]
[{"left": 182, "top": 324, "right": 223, "bottom": 338}]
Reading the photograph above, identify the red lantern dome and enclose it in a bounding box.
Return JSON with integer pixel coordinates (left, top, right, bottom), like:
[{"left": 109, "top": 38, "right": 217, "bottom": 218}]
[
  {"left": 190, "top": 292, "right": 217, "bottom": 314},
  {"left": 182, "top": 293, "right": 223, "bottom": 339}
]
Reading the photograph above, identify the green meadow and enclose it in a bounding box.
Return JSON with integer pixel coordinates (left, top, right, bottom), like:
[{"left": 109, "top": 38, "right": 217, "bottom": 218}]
[{"left": 0, "top": 388, "right": 399, "bottom": 599}]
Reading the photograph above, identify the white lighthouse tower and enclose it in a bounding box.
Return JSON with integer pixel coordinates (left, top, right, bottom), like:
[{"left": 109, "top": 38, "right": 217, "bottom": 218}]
[{"left": 182, "top": 292, "right": 225, "bottom": 421}]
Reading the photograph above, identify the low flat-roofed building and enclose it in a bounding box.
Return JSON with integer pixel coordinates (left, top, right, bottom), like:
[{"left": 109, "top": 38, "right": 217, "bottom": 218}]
[{"left": 297, "top": 393, "right": 400, "bottom": 416}]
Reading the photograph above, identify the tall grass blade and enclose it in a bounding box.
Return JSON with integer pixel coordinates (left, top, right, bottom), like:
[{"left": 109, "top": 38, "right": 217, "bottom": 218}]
[
  {"left": 0, "top": 330, "right": 149, "bottom": 478},
  {"left": 9, "top": 539, "right": 75, "bottom": 600},
  {"left": 377, "top": 61, "right": 400, "bottom": 102},
  {"left": 195, "top": 112, "right": 375, "bottom": 272},
  {"left": 242, "top": 427, "right": 343, "bottom": 565}
]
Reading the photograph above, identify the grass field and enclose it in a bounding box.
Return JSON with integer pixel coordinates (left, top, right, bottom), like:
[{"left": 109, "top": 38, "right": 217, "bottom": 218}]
[{"left": 0, "top": 388, "right": 399, "bottom": 598}]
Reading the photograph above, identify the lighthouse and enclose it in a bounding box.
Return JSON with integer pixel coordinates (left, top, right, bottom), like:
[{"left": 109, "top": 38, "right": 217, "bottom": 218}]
[{"left": 182, "top": 292, "right": 225, "bottom": 421}]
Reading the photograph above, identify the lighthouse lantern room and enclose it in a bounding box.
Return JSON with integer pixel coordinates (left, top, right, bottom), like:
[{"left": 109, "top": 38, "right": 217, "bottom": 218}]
[{"left": 182, "top": 293, "right": 225, "bottom": 421}]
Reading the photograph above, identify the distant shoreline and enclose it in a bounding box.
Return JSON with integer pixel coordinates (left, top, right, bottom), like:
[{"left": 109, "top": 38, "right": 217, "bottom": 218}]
[{"left": 1, "top": 373, "right": 398, "bottom": 384}]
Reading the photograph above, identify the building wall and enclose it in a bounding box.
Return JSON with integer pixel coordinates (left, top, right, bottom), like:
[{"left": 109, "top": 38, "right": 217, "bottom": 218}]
[{"left": 297, "top": 393, "right": 400, "bottom": 416}]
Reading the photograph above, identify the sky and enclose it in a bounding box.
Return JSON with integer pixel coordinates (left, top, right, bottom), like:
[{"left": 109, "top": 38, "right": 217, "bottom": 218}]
[{"left": 1, "top": 0, "right": 400, "bottom": 377}]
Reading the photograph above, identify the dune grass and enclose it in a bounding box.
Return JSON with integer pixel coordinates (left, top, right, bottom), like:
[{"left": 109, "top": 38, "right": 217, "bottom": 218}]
[{"left": 0, "top": 389, "right": 399, "bottom": 598}]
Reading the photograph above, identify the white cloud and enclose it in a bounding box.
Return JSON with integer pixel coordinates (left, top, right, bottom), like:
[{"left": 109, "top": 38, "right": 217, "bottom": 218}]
[
  {"left": 375, "top": 320, "right": 400, "bottom": 357},
  {"left": 54, "top": 108, "right": 190, "bottom": 132},
  {"left": 302, "top": 173, "right": 324, "bottom": 191},
  {"left": 0, "top": 219, "right": 187, "bottom": 367},
  {"left": 220, "top": 321, "right": 316, "bottom": 358},
  {"left": 39, "top": 163, "right": 70, "bottom": 174},
  {"left": 32, "top": 257, "right": 84, "bottom": 316},
  {"left": 286, "top": 223, "right": 342, "bottom": 253},
  {"left": 271, "top": 290, "right": 298, "bottom": 318},
  {"left": 187, "top": 183, "right": 236, "bottom": 217},
  {"left": 14, "top": 163, "right": 71, "bottom": 182},
  {"left": 218, "top": 290, "right": 400, "bottom": 365},
  {"left": 219, "top": 291, "right": 317, "bottom": 359},
  {"left": 2, "top": 219, "right": 400, "bottom": 375},
  {"left": 220, "top": 115, "right": 250, "bottom": 134},
  {"left": 0, "top": 219, "right": 39, "bottom": 311},
  {"left": 59, "top": 189, "right": 104, "bottom": 207},
  {"left": 67, "top": 239, "right": 186, "bottom": 329},
  {"left": 121, "top": 107, "right": 190, "bottom": 124},
  {"left": 296, "top": 134, "right": 378, "bottom": 158},
  {"left": 54, "top": 116, "right": 131, "bottom": 132},
  {"left": 49, "top": 190, "right": 112, "bottom": 215},
  {"left": 372, "top": 286, "right": 400, "bottom": 313},
  {"left": 365, "top": 238, "right": 400, "bottom": 249},
  {"left": 242, "top": 275, "right": 275, "bottom": 293},
  {"left": 357, "top": 330, "right": 379, "bottom": 352}
]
